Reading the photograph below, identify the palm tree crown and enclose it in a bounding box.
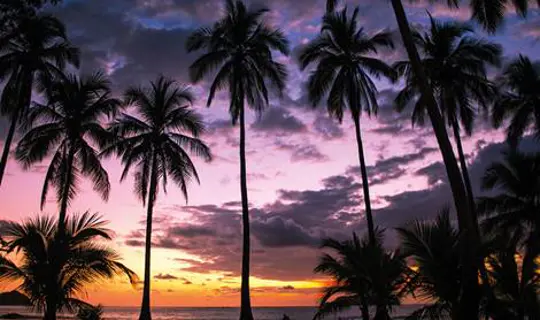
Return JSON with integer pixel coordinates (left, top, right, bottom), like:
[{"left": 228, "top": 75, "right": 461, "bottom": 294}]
[
  {"left": 187, "top": 2, "right": 288, "bottom": 318},
  {"left": 298, "top": 5, "right": 395, "bottom": 244},
  {"left": 395, "top": 17, "right": 500, "bottom": 132},
  {"left": 314, "top": 231, "right": 409, "bottom": 320},
  {"left": 467, "top": 0, "right": 540, "bottom": 33},
  {"left": 298, "top": 7, "right": 395, "bottom": 122},
  {"left": 398, "top": 209, "right": 464, "bottom": 319},
  {"left": 477, "top": 150, "right": 540, "bottom": 319},
  {"left": 493, "top": 55, "right": 540, "bottom": 147},
  {"left": 0, "top": 14, "right": 79, "bottom": 186},
  {"left": 0, "top": 212, "right": 137, "bottom": 320},
  {"left": 186, "top": 0, "right": 289, "bottom": 121},
  {"left": 102, "top": 75, "right": 211, "bottom": 320},
  {"left": 15, "top": 73, "right": 119, "bottom": 232},
  {"left": 104, "top": 76, "right": 212, "bottom": 203},
  {"left": 477, "top": 150, "right": 540, "bottom": 247}
]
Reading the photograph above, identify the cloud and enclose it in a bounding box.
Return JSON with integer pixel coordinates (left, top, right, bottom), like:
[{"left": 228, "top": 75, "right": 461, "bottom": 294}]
[
  {"left": 274, "top": 139, "right": 329, "bottom": 162},
  {"left": 169, "top": 225, "right": 217, "bottom": 238},
  {"left": 251, "top": 108, "right": 306, "bottom": 134},
  {"left": 154, "top": 273, "right": 179, "bottom": 280},
  {"left": 252, "top": 216, "right": 320, "bottom": 248},
  {"left": 312, "top": 114, "right": 345, "bottom": 140}
]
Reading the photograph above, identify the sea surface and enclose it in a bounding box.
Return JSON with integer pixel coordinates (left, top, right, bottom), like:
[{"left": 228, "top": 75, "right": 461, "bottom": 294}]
[{"left": 0, "top": 305, "right": 422, "bottom": 319}]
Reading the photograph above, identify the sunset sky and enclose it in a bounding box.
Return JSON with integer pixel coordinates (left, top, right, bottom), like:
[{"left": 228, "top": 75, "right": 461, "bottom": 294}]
[{"left": 0, "top": 0, "right": 539, "bottom": 308}]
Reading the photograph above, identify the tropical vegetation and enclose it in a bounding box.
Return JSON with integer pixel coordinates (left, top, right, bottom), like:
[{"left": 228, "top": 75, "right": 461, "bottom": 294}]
[
  {"left": 0, "top": 14, "right": 79, "bottom": 186},
  {"left": 394, "top": 16, "right": 501, "bottom": 222},
  {"left": 101, "top": 76, "right": 211, "bottom": 320},
  {"left": 186, "top": 1, "right": 289, "bottom": 318},
  {"left": 298, "top": 5, "right": 395, "bottom": 243},
  {"left": 0, "top": 0, "right": 539, "bottom": 319},
  {"left": 0, "top": 212, "right": 137, "bottom": 320}
]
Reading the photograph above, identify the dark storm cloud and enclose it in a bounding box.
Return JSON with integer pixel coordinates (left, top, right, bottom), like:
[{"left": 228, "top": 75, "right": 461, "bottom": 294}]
[
  {"left": 273, "top": 139, "right": 329, "bottom": 162},
  {"left": 251, "top": 108, "right": 306, "bottom": 134},
  {"left": 123, "top": 138, "right": 540, "bottom": 280},
  {"left": 251, "top": 216, "right": 320, "bottom": 248},
  {"left": 346, "top": 146, "right": 438, "bottom": 185},
  {"left": 169, "top": 225, "right": 217, "bottom": 238},
  {"left": 415, "top": 161, "right": 446, "bottom": 186}
]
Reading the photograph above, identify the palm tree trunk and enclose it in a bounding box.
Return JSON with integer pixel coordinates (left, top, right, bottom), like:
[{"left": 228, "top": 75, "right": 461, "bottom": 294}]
[
  {"left": 139, "top": 153, "right": 158, "bottom": 320},
  {"left": 389, "top": 1, "right": 480, "bottom": 319},
  {"left": 57, "top": 146, "right": 75, "bottom": 238},
  {"left": 360, "top": 301, "right": 370, "bottom": 320},
  {"left": 0, "top": 111, "right": 19, "bottom": 186},
  {"left": 44, "top": 298, "right": 57, "bottom": 320},
  {"left": 353, "top": 117, "right": 375, "bottom": 243},
  {"left": 239, "top": 102, "right": 254, "bottom": 320},
  {"left": 451, "top": 121, "right": 478, "bottom": 228},
  {"left": 0, "top": 69, "right": 31, "bottom": 187}
]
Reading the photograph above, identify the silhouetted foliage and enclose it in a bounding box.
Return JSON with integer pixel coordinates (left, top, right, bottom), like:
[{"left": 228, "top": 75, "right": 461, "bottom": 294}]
[
  {"left": 102, "top": 75, "right": 211, "bottom": 320},
  {"left": 492, "top": 56, "right": 540, "bottom": 147},
  {"left": 187, "top": 1, "right": 289, "bottom": 318},
  {"left": 314, "top": 231, "right": 410, "bottom": 320},
  {"left": 15, "top": 73, "right": 119, "bottom": 236},
  {"left": 298, "top": 5, "right": 395, "bottom": 244},
  {"left": 0, "top": 212, "right": 137, "bottom": 320},
  {"left": 0, "top": 14, "right": 79, "bottom": 186}
]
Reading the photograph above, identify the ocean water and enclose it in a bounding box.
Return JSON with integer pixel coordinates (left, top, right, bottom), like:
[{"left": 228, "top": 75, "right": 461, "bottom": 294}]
[{"left": 0, "top": 305, "right": 422, "bottom": 319}]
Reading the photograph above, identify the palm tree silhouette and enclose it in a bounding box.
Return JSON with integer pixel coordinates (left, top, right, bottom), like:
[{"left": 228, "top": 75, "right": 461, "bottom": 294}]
[
  {"left": 485, "top": 239, "right": 540, "bottom": 320},
  {"left": 387, "top": 1, "right": 482, "bottom": 317},
  {"left": 398, "top": 208, "right": 464, "bottom": 320},
  {"left": 0, "top": 14, "right": 79, "bottom": 186},
  {"left": 298, "top": 6, "right": 395, "bottom": 243},
  {"left": 477, "top": 150, "right": 540, "bottom": 319},
  {"left": 314, "top": 231, "right": 410, "bottom": 320},
  {"left": 466, "top": 0, "right": 539, "bottom": 33},
  {"left": 186, "top": 1, "right": 288, "bottom": 318},
  {"left": 492, "top": 55, "right": 540, "bottom": 147},
  {"left": 15, "top": 72, "right": 119, "bottom": 237},
  {"left": 0, "top": 212, "right": 138, "bottom": 320},
  {"left": 101, "top": 76, "right": 211, "bottom": 320},
  {"left": 394, "top": 17, "right": 501, "bottom": 226}
]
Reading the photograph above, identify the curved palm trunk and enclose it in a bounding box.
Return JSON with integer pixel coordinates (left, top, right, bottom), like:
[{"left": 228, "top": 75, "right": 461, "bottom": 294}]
[
  {"left": 57, "top": 146, "right": 75, "bottom": 238},
  {"left": 239, "top": 103, "right": 254, "bottom": 320},
  {"left": 0, "top": 111, "right": 19, "bottom": 186},
  {"left": 389, "top": 1, "right": 480, "bottom": 319},
  {"left": 451, "top": 121, "right": 477, "bottom": 228},
  {"left": 0, "top": 70, "right": 32, "bottom": 187},
  {"left": 139, "top": 153, "right": 158, "bottom": 320},
  {"left": 353, "top": 117, "right": 375, "bottom": 243}
]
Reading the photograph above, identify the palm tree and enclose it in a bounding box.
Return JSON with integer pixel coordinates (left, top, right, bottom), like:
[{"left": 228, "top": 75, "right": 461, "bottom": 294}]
[
  {"left": 0, "top": 212, "right": 138, "bottom": 320},
  {"left": 314, "top": 231, "right": 410, "bottom": 320},
  {"left": 394, "top": 17, "right": 501, "bottom": 225},
  {"left": 0, "top": 14, "right": 79, "bottom": 186},
  {"left": 14, "top": 73, "right": 119, "bottom": 237},
  {"left": 492, "top": 55, "right": 540, "bottom": 147},
  {"left": 186, "top": 1, "right": 288, "bottom": 318},
  {"left": 466, "top": 0, "right": 540, "bottom": 33},
  {"left": 398, "top": 209, "right": 464, "bottom": 320},
  {"left": 298, "top": 6, "right": 395, "bottom": 243},
  {"left": 101, "top": 76, "right": 211, "bottom": 320},
  {"left": 477, "top": 150, "right": 540, "bottom": 319},
  {"left": 485, "top": 240, "right": 540, "bottom": 320},
  {"left": 386, "top": 1, "right": 482, "bottom": 318}
]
